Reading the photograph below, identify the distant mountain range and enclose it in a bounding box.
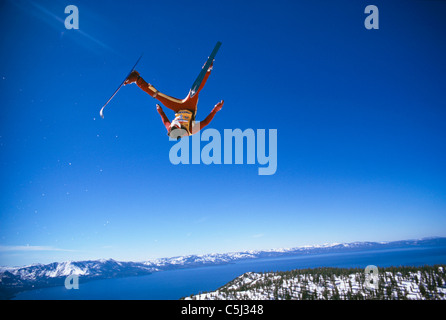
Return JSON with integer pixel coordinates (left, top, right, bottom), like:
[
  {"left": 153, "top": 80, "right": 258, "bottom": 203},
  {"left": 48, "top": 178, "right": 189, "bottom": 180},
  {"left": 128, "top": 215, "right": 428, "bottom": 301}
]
[{"left": 1, "top": 237, "right": 445, "bottom": 299}]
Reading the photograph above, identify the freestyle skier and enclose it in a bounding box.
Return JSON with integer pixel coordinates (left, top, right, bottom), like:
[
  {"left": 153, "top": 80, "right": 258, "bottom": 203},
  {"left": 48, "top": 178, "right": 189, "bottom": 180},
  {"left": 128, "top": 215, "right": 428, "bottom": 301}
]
[{"left": 124, "top": 61, "right": 224, "bottom": 140}]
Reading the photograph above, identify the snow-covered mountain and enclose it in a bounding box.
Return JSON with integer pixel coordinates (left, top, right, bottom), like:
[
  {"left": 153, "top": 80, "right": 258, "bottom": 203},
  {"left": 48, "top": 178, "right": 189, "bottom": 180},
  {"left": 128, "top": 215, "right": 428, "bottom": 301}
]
[
  {"left": 1, "top": 237, "right": 445, "bottom": 299},
  {"left": 0, "top": 259, "right": 158, "bottom": 299}
]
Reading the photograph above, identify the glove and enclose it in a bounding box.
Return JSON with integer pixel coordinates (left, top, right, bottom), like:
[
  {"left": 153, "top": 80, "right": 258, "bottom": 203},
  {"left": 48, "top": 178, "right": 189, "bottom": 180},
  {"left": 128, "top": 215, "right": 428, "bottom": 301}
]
[{"left": 213, "top": 100, "right": 224, "bottom": 112}]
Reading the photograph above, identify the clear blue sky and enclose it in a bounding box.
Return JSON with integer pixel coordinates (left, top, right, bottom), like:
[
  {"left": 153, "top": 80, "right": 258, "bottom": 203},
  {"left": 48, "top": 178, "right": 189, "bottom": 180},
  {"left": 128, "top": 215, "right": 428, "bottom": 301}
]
[{"left": 1, "top": 0, "right": 446, "bottom": 266}]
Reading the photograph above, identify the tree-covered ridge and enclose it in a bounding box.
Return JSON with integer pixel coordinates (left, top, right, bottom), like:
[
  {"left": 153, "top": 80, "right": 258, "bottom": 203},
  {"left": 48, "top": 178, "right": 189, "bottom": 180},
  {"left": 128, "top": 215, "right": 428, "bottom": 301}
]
[{"left": 185, "top": 265, "right": 446, "bottom": 300}]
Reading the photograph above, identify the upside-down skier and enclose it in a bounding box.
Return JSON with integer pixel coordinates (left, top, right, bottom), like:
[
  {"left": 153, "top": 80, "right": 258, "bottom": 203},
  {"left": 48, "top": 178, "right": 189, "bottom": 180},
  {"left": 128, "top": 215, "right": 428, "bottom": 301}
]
[{"left": 124, "top": 61, "right": 224, "bottom": 140}]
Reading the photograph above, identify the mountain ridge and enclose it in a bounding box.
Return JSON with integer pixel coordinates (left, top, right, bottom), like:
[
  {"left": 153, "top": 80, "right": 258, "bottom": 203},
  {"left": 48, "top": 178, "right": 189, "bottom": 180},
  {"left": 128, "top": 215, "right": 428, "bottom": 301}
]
[
  {"left": 1, "top": 236, "right": 445, "bottom": 299},
  {"left": 185, "top": 265, "right": 446, "bottom": 300}
]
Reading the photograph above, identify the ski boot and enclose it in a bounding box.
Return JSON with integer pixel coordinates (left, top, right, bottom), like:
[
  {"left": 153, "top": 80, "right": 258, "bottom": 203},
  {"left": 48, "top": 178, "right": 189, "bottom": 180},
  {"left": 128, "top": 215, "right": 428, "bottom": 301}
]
[{"left": 124, "top": 70, "right": 140, "bottom": 86}]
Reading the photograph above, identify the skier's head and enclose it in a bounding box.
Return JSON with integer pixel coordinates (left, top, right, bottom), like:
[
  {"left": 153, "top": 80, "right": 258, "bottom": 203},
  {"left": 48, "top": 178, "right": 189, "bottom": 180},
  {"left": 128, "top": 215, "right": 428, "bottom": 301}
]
[{"left": 168, "top": 125, "right": 187, "bottom": 140}]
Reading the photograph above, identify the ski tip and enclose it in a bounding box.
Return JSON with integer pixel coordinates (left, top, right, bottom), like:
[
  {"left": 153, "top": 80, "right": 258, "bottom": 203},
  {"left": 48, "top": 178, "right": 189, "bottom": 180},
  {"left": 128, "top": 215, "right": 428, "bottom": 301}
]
[{"left": 99, "top": 107, "right": 105, "bottom": 119}]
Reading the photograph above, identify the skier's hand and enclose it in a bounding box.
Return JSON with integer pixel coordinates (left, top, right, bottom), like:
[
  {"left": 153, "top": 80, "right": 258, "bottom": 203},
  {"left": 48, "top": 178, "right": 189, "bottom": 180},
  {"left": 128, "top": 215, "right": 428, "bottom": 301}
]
[{"left": 213, "top": 100, "right": 224, "bottom": 112}]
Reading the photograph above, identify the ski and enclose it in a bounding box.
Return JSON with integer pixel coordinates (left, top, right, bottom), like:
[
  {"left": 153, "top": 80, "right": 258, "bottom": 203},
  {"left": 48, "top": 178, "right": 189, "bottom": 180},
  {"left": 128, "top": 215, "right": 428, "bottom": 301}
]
[
  {"left": 189, "top": 41, "right": 222, "bottom": 98},
  {"left": 100, "top": 53, "right": 144, "bottom": 119}
]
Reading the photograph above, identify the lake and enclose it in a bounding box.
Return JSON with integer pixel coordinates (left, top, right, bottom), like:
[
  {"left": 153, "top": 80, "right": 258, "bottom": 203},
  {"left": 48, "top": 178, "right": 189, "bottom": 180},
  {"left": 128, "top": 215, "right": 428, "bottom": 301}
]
[{"left": 12, "top": 245, "right": 446, "bottom": 300}]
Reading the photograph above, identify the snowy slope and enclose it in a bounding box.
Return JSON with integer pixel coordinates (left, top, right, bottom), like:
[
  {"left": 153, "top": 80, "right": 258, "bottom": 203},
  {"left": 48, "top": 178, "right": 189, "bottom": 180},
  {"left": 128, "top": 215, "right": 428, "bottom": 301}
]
[{"left": 186, "top": 265, "right": 446, "bottom": 300}]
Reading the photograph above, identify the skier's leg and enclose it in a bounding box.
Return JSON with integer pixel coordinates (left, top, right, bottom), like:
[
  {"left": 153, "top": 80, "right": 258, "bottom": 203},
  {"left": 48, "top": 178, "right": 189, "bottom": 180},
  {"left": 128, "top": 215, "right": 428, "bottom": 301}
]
[
  {"left": 126, "top": 71, "right": 185, "bottom": 112},
  {"left": 137, "top": 78, "right": 186, "bottom": 112},
  {"left": 195, "top": 68, "right": 211, "bottom": 96},
  {"left": 180, "top": 65, "right": 211, "bottom": 113},
  {"left": 126, "top": 71, "right": 198, "bottom": 113}
]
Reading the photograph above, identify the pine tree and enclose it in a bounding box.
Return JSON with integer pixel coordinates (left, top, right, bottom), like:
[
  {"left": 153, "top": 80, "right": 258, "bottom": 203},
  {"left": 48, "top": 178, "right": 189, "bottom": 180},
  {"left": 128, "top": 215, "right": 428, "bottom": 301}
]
[{"left": 419, "top": 283, "right": 427, "bottom": 299}]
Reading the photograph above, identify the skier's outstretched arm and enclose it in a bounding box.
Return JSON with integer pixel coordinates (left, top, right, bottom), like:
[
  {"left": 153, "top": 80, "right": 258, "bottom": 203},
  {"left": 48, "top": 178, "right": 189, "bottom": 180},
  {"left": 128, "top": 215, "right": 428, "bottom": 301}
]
[
  {"left": 156, "top": 104, "right": 171, "bottom": 132},
  {"left": 192, "top": 100, "right": 223, "bottom": 134}
]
